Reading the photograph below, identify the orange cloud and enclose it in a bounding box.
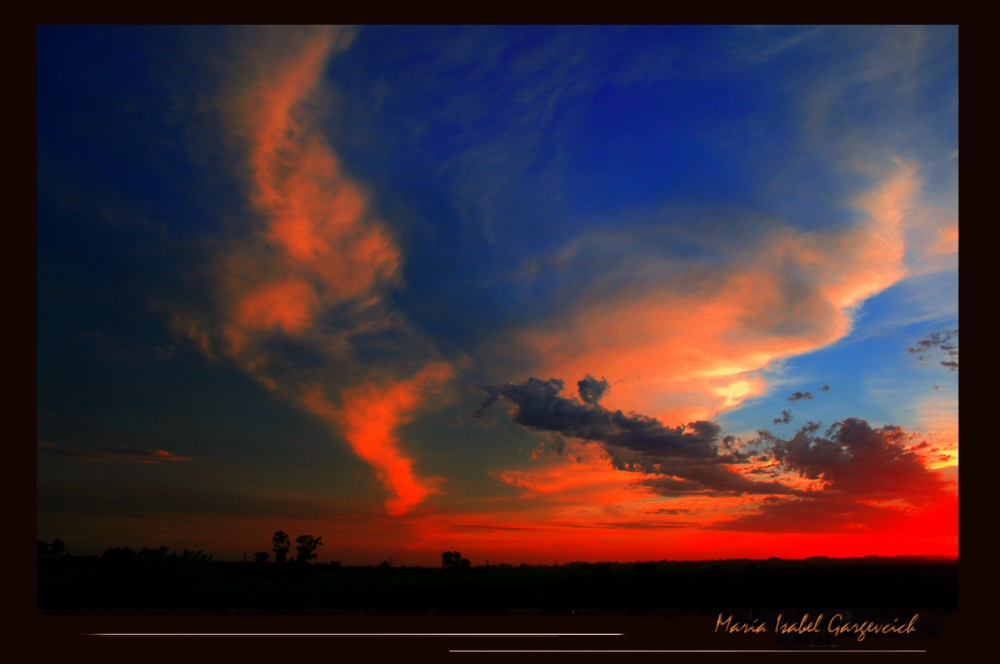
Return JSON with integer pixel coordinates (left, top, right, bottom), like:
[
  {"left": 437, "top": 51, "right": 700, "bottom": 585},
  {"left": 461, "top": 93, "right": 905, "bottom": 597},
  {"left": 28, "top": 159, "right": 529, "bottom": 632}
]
[
  {"left": 218, "top": 27, "right": 398, "bottom": 350},
  {"left": 235, "top": 278, "right": 319, "bottom": 335},
  {"left": 302, "top": 362, "right": 454, "bottom": 516},
  {"left": 912, "top": 393, "right": 958, "bottom": 470},
  {"left": 516, "top": 163, "right": 916, "bottom": 424},
  {"left": 167, "top": 28, "right": 453, "bottom": 517},
  {"left": 928, "top": 221, "right": 958, "bottom": 255}
]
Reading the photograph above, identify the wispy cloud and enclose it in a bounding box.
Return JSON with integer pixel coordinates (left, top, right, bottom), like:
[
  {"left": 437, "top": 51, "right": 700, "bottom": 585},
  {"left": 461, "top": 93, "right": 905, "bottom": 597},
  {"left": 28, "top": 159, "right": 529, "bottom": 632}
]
[
  {"left": 908, "top": 329, "right": 958, "bottom": 372},
  {"left": 164, "top": 27, "right": 453, "bottom": 515},
  {"left": 37, "top": 441, "right": 190, "bottom": 463}
]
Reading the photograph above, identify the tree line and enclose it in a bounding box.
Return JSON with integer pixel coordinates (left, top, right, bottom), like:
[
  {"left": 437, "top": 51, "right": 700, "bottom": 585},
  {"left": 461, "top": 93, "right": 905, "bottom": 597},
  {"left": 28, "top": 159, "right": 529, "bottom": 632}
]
[{"left": 252, "top": 531, "right": 324, "bottom": 564}]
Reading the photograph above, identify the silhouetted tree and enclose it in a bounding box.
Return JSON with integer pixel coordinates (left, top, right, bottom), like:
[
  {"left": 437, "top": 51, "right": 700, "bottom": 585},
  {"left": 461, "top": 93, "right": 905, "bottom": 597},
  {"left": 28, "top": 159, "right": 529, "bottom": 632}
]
[
  {"left": 294, "top": 535, "right": 323, "bottom": 563},
  {"left": 181, "top": 549, "right": 213, "bottom": 561},
  {"left": 253, "top": 551, "right": 270, "bottom": 564},
  {"left": 50, "top": 539, "right": 65, "bottom": 555},
  {"left": 441, "top": 551, "right": 470, "bottom": 570},
  {"left": 137, "top": 545, "right": 170, "bottom": 559},
  {"left": 272, "top": 531, "right": 291, "bottom": 563},
  {"left": 634, "top": 561, "right": 657, "bottom": 577},
  {"left": 102, "top": 547, "right": 136, "bottom": 565},
  {"left": 37, "top": 540, "right": 49, "bottom": 556}
]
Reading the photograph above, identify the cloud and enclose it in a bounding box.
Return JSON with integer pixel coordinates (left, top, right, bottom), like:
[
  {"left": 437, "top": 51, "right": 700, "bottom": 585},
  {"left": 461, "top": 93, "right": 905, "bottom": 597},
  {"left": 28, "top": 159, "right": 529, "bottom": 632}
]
[
  {"left": 772, "top": 419, "right": 948, "bottom": 503},
  {"left": 787, "top": 392, "right": 813, "bottom": 402},
  {"left": 928, "top": 222, "right": 958, "bottom": 256},
  {"left": 505, "top": 163, "right": 917, "bottom": 424},
  {"left": 821, "top": 385, "right": 831, "bottom": 391},
  {"left": 37, "top": 441, "right": 190, "bottom": 463},
  {"left": 302, "top": 362, "right": 454, "bottom": 516},
  {"left": 471, "top": 376, "right": 954, "bottom": 535},
  {"left": 910, "top": 392, "right": 958, "bottom": 469},
  {"left": 201, "top": 26, "right": 402, "bottom": 361},
  {"left": 712, "top": 419, "right": 955, "bottom": 533},
  {"left": 635, "top": 465, "right": 799, "bottom": 498},
  {"left": 577, "top": 374, "right": 610, "bottom": 405},
  {"left": 473, "top": 377, "right": 720, "bottom": 459},
  {"left": 908, "top": 329, "right": 958, "bottom": 371},
  {"left": 473, "top": 376, "right": 796, "bottom": 498},
  {"left": 161, "top": 27, "right": 453, "bottom": 516},
  {"left": 773, "top": 410, "right": 793, "bottom": 426}
]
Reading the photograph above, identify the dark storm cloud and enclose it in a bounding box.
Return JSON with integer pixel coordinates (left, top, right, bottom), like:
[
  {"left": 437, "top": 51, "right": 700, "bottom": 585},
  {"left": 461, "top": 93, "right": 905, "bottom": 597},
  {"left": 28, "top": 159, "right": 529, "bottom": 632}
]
[
  {"left": 787, "top": 391, "right": 813, "bottom": 401},
  {"left": 577, "top": 374, "right": 610, "bottom": 405},
  {"left": 473, "top": 377, "right": 800, "bottom": 497},
  {"left": 473, "top": 377, "right": 720, "bottom": 459},
  {"left": 711, "top": 418, "right": 954, "bottom": 532},
  {"left": 37, "top": 441, "right": 190, "bottom": 463},
  {"left": 773, "top": 410, "right": 793, "bottom": 426}
]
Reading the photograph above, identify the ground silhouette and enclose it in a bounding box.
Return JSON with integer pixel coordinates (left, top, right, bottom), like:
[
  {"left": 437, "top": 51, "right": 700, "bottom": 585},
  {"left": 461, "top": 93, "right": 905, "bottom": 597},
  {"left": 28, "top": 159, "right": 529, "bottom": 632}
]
[{"left": 36, "top": 539, "right": 957, "bottom": 612}]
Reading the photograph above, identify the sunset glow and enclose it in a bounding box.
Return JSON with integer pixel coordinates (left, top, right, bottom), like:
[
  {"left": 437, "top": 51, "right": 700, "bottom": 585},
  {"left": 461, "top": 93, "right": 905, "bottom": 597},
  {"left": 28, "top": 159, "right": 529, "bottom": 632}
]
[{"left": 38, "top": 26, "right": 957, "bottom": 565}]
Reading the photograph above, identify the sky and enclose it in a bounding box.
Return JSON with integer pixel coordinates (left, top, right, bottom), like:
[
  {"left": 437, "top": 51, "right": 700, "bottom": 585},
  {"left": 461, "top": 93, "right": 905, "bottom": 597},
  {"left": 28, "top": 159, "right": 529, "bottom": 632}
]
[{"left": 37, "top": 26, "right": 958, "bottom": 565}]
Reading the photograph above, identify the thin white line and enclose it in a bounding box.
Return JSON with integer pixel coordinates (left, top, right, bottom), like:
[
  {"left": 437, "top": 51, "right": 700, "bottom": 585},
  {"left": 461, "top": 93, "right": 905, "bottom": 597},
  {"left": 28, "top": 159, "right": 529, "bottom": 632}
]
[
  {"left": 92, "top": 633, "right": 623, "bottom": 637},
  {"left": 450, "top": 650, "right": 928, "bottom": 653}
]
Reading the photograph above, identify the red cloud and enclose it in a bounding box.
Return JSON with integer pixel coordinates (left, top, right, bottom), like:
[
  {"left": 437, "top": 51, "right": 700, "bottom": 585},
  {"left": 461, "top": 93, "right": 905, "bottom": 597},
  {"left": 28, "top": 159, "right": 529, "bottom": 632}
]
[
  {"left": 301, "top": 362, "right": 454, "bottom": 516},
  {"left": 711, "top": 419, "right": 956, "bottom": 534}
]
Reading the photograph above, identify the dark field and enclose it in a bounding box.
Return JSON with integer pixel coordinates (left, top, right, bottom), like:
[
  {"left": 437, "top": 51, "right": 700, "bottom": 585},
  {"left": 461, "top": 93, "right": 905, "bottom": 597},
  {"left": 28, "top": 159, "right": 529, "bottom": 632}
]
[{"left": 38, "top": 553, "right": 957, "bottom": 613}]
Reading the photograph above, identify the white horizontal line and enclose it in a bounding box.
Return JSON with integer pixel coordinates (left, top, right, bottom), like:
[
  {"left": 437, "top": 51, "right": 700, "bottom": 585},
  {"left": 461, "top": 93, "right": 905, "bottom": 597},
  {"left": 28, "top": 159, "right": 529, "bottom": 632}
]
[
  {"left": 449, "top": 650, "right": 928, "bottom": 653},
  {"left": 92, "top": 633, "right": 623, "bottom": 637}
]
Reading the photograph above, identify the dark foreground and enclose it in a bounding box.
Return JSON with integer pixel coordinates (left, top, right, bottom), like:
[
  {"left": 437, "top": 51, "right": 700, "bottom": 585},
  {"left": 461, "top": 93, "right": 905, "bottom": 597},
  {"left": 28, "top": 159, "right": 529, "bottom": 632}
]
[{"left": 38, "top": 554, "right": 957, "bottom": 612}]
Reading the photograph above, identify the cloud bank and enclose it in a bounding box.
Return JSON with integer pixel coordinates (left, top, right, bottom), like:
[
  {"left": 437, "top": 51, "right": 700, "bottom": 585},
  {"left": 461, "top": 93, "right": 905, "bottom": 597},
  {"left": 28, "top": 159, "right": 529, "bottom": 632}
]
[
  {"left": 473, "top": 376, "right": 796, "bottom": 498},
  {"left": 473, "top": 378, "right": 954, "bottom": 535}
]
